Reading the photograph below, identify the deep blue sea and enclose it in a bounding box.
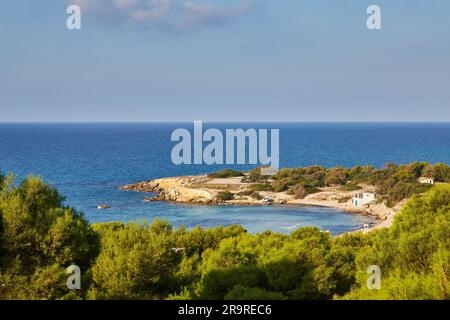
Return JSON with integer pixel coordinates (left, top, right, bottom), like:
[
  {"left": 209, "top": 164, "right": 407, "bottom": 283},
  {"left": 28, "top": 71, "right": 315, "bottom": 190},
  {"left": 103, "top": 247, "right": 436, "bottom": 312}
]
[{"left": 1, "top": 123, "right": 449, "bottom": 234}]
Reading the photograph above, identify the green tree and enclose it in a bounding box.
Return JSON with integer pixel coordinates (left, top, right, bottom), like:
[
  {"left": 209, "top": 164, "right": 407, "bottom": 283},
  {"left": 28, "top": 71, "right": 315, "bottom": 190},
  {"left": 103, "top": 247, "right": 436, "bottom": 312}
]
[
  {"left": 434, "top": 163, "right": 450, "bottom": 182},
  {"left": 342, "top": 185, "right": 450, "bottom": 299},
  {"left": 88, "top": 220, "right": 179, "bottom": 299},
  {"left": 0, "top": 175, "right": 99, "bottom": 299},
  {"left": 324, "top": 167, "right": 348, "bottom": 186}
]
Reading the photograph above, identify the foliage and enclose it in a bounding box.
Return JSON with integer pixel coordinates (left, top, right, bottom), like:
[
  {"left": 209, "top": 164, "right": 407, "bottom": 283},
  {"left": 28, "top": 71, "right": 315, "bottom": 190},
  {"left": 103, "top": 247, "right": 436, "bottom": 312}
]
[
  {"left": 242, "top": 168, "right": 268, "bottom": 183},
  {"left": 287, "top": 184, "right": 320, "bottom": 199},
  {"left": 324, "top": 167, "right": 349, "bottom": 186},
  {"left": 271, "top": 162, "right": 450, "bottom": 207},
  {"left": 216, "top": 191, "right": 235, "bottom": 202},
  {"left": 0, "top": 174, "right": 99, "bottom": 299},
  {"left": 341, "top": 185, "right": 450, "bottom": 299},
  {"left": 247, "top": 183, "right": 274, "bottom": 192},
  {"left": 207, "top": 169, "right": 244, "bottom": 179},
  {"left": 339, "top": 183, "right": 362, "bottom": 192}
]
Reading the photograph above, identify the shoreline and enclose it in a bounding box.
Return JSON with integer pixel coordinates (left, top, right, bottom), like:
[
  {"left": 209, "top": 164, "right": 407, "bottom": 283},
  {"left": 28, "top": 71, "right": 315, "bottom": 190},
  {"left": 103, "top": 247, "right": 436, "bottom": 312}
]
[{"left": 120, "top": 174, "right": 405, "bottom": 233}]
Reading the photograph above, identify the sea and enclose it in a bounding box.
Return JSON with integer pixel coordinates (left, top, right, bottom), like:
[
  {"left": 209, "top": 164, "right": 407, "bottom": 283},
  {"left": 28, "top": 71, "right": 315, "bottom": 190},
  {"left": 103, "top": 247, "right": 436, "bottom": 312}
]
[{"left": 1, "top": 122, "right": 449, "bottom": 234}]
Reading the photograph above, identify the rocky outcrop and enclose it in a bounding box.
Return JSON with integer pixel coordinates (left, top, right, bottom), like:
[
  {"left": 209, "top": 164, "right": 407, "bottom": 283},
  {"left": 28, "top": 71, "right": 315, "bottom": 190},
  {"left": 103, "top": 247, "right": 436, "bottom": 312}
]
[
  {"left": 121, "top": 180, "right": 160, "bottom": 192},
  {"left": 148, "top": 186, "right": 215, "bottom": 204},
  {"left": 121, "top": 176, "right": 215, "bottom": 204}
]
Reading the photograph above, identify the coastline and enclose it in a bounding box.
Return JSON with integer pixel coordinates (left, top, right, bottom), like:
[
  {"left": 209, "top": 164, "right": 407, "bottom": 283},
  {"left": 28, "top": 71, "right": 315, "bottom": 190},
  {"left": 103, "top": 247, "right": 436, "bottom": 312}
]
[{"left": 121, "top": 175, "right": 405, "bottom": 232}]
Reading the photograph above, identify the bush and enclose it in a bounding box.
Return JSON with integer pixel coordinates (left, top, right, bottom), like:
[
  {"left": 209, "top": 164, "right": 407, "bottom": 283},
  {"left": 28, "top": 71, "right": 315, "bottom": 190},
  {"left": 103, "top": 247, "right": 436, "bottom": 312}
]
[
  {"left": 236, "top": 191, "right": 262, "bottom": 200},
  {"left": 236, "top": 190, "right": 252, "bottom": 196},
  {"left": 248, "top": 184, "right": 273, "bottom": 192},
  {"left": 250, "top": 192, "right": 262, "bottom": 200},
  {"left": 288, "top": 184, "right": 307, "bottom": 199},
  {"left": 273, "top": 181, "right": 289, "bottom": 192},
  {"left": 216, "top": 191, "right": 235, "bottom": 202},
  {"left": 348, "top": 165, "right": 376, "bottom": 182},
  {"left": 339, "top": 183, "right": 362, "bottom": 191},
  {"left": 383, "top": 181, "right": 432, "bottom": 207},
  {"left": 324, "top": 167, "right": 348, "bottom": 186},
  {"left": 337, "top": 196, "right": 353, "bottom": 203},
  {"left": 207, "top": 169, "right": 244, "bottom": 179},
  {"left": 434, "top": 162, "right": 450, "bottom": 182},
  {"left": 225, "top": 285, "right": 285, "bottom": 300},
  {"left": 242, "top": 168, "right": 267, "bottom": 183},
  {"left": 287, "top": 184, "right": 320, "bottom": 199}
]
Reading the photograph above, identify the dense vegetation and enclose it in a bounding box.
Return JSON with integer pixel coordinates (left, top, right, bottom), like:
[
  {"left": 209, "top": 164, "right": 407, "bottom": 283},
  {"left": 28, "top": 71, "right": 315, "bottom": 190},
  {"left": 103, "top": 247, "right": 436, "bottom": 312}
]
[
  {"left": 239, "top": 162, "right": 450, "bottom": 206},
  {"left": 0, "top": 167, "right": 448, "bottom": 300},
  {"left": 0, "top": 173, "right": 99, "bottom": 299}
]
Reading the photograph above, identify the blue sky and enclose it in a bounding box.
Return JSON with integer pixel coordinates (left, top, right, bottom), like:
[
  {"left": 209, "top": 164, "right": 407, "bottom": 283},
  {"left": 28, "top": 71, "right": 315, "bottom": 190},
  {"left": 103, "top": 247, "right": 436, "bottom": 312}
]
[{"left": 0, "top": 0, "right": 449, "bottom": 122}]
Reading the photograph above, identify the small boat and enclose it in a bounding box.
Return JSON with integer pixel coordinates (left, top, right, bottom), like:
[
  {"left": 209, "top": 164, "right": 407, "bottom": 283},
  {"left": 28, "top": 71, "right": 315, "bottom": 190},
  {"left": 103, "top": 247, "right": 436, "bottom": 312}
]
[{"left": 97, "top": 204, "right": 110, "bottom": 210}]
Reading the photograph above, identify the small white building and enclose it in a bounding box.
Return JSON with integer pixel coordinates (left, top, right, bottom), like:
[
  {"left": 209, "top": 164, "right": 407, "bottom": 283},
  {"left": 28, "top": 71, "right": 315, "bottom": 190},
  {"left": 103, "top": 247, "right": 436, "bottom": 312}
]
[
  {"left": 363, "top": 224, "right": 370, "bottom": 233},
  {"left": 418, "top": 177, "right": 434, "bottom": 184},
  {"left": 352, "top": 192, "right": 375, "bottom": 207}
]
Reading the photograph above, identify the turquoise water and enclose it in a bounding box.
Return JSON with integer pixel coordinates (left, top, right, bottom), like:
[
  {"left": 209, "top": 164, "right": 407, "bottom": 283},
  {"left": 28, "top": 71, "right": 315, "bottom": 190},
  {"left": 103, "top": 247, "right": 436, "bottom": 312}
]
[{"left": 1, "top": 122, "right": 450, "bottom": 234}]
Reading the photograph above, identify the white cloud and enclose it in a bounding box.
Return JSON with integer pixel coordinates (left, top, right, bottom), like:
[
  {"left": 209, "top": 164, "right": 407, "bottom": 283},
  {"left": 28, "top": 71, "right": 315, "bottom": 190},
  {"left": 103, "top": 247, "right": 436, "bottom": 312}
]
[
  {"left": 175, "top": 0, "right": 253, "bottom": 29},
  {"left": 71, "top": 0, "right": 254, "bottom": 30}
]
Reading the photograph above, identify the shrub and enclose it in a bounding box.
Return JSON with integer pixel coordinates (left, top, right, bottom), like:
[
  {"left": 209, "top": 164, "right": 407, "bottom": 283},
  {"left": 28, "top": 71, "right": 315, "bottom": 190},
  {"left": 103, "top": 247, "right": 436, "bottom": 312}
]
[
  {"left": 337, "top": 196, "right": 353, "bottom": 203},
  {"left": 422, "top": 164, "right": 436, "bottom": 178},
  {"left": 287, "top": 184, "right": 320, "bottom": 199},
  {"left": 434, "top": 162, "right": 450, "bottom": 182},
  {"left": 236, "top": 191, "right": 262, "bottom": 200},
  {"left": 225, "top": 285, "right": 285, "bottom": 300},
  {"left": 248, "top": 183, "right": 273, "bottom": 192},
  {"left": 273, "top": 181, "right": 289, "bottom": 192},
  {"left": 339, "top": 183, "right": 362, "bottom": 191},
  {"left": 242, "top": 168, "right": 267, "bottom": 183},
  {"left": 348, "top": 165, "right": 376, "bottom": 182},
  {"left": 287, "top": 184, "right": 307, "bottom": 199},
  {"left": 324, "top": 167, "right": 348, "bottom": 186},
  {"left": 207, "top": 169, "right": 244, "bottom": 179},
  {"left": 236, "top": 190, "right": 252, "bottom": 196},
  {"left": 216, "top": 191, "right": 235, "bottom": 202},
  {"left": 250, "top": 192, "right": 262, "bottom": 200}
]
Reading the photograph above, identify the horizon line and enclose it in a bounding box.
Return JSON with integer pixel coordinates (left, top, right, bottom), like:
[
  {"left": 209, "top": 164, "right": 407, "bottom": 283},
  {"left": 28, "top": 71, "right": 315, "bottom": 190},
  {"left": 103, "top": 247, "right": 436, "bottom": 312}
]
[{"left": 1, "top": 121, "right": 450, "bottom": 124}]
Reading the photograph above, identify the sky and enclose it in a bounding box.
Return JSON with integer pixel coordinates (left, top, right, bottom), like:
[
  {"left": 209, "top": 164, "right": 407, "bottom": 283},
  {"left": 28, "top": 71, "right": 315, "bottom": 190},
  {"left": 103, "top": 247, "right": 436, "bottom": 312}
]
[{"left": 0, "top": 0, "right": 449, "bottom": 122}]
